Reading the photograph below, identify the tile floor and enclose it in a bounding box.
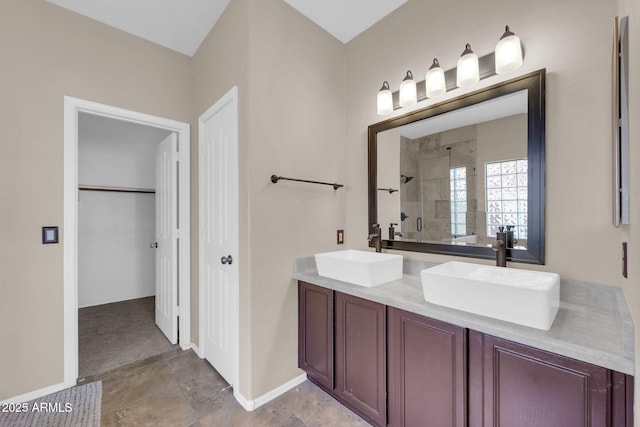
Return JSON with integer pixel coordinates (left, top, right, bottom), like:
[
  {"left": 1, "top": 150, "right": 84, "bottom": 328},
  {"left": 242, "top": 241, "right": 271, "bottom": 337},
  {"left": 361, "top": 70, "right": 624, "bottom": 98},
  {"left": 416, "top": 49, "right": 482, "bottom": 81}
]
[
  {"left": 78, "top": 297, "right": 368, "bottom": 425},
  {"left": 91, "top": 349, "right": 371, "bottom": 426},
  {"left": 79, "top": 297, "right": 178, "bottom": 378}
]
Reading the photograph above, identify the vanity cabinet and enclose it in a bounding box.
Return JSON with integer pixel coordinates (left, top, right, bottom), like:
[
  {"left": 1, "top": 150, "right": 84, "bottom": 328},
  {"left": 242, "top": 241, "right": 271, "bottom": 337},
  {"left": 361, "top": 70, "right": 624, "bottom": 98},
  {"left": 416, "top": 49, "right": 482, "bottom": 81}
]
[
  {"left": 468, "top": 330, "right": 634, "bottom": 427},
  {"left": 387, "top": 307, "right": 466, "bottom": 427},
  {"left": 335, "top": 292, "right": 387, "bottom": 426},
  {"left": 297, "top": 281, "right": 634, "bottom": 427},
  {"left": 298, "top": 282, "right": 387, "bottom": 426}
]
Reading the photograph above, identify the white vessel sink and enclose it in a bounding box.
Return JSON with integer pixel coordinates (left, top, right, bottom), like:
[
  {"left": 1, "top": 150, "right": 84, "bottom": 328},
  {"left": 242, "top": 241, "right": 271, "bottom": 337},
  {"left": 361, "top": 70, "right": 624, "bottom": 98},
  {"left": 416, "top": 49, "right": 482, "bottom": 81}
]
[
  {"left": 315, "top": 250, "right": 403, "bottom": 287},
  {"left": 421, "top": 261, "right": 560, "bottom": 330}
]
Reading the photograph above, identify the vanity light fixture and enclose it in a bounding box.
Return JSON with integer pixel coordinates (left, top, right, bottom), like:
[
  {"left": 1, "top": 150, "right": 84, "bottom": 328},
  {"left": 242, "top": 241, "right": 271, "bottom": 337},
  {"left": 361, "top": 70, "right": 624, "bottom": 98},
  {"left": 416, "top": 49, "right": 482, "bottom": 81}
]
[
  {"left": 425, "top": 58, "right": 446, "bottom": 98},
  {"left": 399, "top": 71, "right": 418, "bottom": 107},
  {"left": 456, "top": 43, "right": 480, "bottom": 87},
  {"left": 495, "top": 25, "right": 523, "bottom": 74},
  {"left": 375, "top": 25, "right": 525, "bottom": 115},
  {"left": 377, "top": 81, "right": 393, "bottom": 115}
]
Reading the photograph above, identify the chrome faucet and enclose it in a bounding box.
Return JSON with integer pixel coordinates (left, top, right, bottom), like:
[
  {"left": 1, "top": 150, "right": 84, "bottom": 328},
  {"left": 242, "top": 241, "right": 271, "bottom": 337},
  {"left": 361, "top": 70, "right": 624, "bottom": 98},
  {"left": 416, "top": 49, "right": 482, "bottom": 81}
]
[
  {"left": 368, "top": 223, "right": 382, "bottom": 253},
  {"left": 492, "top": 226, "right": 507, "bottom": 267}
]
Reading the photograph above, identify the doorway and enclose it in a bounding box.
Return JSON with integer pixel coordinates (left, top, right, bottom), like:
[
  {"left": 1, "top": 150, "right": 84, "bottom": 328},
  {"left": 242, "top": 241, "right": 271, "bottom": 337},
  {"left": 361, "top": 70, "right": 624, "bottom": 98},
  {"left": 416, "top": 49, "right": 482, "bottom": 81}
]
[
  {"left": 63, "top": 97, "right": 191, "bottom": 387},
  {"left": 76, "top": 114, "right": 177, "bottom": 377}
]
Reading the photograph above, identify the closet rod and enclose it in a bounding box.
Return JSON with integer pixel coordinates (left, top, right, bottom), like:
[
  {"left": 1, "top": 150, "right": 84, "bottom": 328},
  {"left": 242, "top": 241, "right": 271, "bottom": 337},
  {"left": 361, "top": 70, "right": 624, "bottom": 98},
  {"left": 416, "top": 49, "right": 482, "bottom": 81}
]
[
  {"left": 78, "top": 186, "right": 155, "bottom": 194},
  {"left": 270, "top": 174, "right": 343, "bottom": 191}
]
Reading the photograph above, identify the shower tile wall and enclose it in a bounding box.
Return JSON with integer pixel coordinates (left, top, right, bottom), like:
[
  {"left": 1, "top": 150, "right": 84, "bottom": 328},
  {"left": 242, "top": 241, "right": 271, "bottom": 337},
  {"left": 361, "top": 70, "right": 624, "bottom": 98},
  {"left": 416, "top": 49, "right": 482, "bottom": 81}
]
[{"left": 400, "top": 125, "right": 478, "bottom": 242}]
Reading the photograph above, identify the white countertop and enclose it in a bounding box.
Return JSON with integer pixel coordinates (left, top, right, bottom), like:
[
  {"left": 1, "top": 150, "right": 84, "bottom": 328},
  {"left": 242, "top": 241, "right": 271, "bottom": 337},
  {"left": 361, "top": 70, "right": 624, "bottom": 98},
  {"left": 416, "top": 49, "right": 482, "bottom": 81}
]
[{"left": 294, "top": 256, "right": 635, "bottom": 375}]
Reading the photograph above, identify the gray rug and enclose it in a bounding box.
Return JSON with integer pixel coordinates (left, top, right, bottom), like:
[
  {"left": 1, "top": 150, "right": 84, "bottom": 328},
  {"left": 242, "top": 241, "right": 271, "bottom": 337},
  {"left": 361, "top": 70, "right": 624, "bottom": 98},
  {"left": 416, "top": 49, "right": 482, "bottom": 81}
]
[{"left": 0, "top": 381, "right": 101, "bottom": 427}]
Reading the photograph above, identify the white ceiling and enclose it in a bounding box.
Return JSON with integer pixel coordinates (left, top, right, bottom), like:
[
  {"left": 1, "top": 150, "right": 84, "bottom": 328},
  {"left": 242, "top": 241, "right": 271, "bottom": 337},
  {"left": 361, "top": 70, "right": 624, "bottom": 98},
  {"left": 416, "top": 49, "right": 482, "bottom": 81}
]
[
  {"left": 283, "top": 0, "right": 407, "bottom": 44},
  {"left": 46, "top": 0, "right": 231, "bottom": 56},
  {"left": 45, "top": 0, "right": 407, "bottom": 56}
]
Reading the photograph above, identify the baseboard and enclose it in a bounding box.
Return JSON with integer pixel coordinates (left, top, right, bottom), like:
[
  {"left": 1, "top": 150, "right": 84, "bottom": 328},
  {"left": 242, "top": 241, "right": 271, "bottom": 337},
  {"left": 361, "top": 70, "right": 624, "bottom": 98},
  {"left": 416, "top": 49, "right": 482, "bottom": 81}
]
[
  {"left": 190, "top": 343, "right": 203, "bottom": 358},
  {"left": 234, "top": 373, "right": 307, "bottom": 412},
  {"left": 234, "top": 389, "right": 254, "bottom": 411},
  {"left": 0, "top": 382, "right": 68, "bottom": 404},
  {"left": 78, "top": 293, "right": 155, "bottom": 309}
]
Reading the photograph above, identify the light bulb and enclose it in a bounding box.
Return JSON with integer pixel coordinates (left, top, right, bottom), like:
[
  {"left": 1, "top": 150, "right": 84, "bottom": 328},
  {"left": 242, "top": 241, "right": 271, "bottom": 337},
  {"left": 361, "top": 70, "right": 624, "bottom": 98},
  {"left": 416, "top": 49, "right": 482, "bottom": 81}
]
[
  {"left": 456, "top": 43, "right": 479, "bottom": 88},
  {"left": 399, "top": 71, "right": 417, "bottom": 108},
  {"left": 495, "top": 25, "right": 523, "bottom": 74},
  {"left": 377, "top": 81, "right": 393, "bottom": 115},
  {"left": 425, "top": 58, "right": 446, "bottom": 98}
]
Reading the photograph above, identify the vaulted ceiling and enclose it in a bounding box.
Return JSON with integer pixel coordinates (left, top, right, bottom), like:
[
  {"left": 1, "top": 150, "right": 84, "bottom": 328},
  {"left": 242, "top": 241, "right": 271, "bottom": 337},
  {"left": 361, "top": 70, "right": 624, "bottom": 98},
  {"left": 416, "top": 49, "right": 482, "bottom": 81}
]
[{"left": 46, "top": 0, "right": 408, "bottom": 56}]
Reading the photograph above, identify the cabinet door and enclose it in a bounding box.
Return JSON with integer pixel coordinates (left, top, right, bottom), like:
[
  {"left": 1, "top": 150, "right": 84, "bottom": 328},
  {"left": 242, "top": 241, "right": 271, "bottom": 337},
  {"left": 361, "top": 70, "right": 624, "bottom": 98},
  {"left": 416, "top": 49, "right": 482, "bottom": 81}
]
[
  {"left": 612, "top": 371, "right": 634, "bottom": 427},
  {"left": 469, "top": 330, "right": 610, "bottom": 427},
  {"left": 335, "top": 292, "right": 386, "bottom": 427},
  {"left": 388, "top": 307, "right": 467, "bottom": 427},
  {"left": 298, "top": 282, "right": 334, "bottom": 389}
]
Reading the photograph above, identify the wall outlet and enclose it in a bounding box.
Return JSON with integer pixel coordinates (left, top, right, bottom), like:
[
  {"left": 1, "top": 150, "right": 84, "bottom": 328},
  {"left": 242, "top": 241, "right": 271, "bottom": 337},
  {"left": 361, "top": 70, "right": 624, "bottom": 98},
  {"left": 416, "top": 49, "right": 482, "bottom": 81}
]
[
  {"left": 622, "top": 242, "right": 628, "bottom": 278},
  {"left": 337, "top": 229, "right": 344, "bottom": 245}
]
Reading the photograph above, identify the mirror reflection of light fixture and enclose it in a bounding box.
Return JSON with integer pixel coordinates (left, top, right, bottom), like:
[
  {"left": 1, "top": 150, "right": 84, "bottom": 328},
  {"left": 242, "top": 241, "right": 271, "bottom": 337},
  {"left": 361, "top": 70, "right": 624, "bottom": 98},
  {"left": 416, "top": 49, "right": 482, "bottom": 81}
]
[
  {"left": 495, "top": 25, "right": 523, "bottom": 74},
  {"left": 399, "top": 71, "right": 417, "bottom": 107},
  {"left": 377, "top": 81, "right": 393, "bottom": 115},
  {"left": 425, "top": 58, "right": 446, "bottom": 99},
  {"left": 457, "top": 43, "right": 479, "bottom": 87}
]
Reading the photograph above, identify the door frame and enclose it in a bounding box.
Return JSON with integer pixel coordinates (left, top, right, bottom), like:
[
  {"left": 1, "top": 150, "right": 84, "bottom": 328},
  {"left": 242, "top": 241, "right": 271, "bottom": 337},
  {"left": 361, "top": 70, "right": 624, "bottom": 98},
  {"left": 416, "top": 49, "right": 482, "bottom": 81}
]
[
  {"left": 63, "top": 96, "right": 191, "bottom": 387},
  {"left": 198, "top": 86, "right": 240, "bottom": 394}
]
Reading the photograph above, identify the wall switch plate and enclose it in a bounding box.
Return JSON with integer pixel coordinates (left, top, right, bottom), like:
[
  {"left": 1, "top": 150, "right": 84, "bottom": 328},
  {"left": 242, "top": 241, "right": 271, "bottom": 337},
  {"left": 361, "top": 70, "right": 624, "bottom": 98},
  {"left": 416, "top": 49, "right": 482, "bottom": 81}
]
[
  {"left": 42, "top": 226, "right": 59, "bottom": 244},
  {"left": 622, "top": 242, "right": 628, "bottom": 278},
  {"left": 337, "top": 229, "right": 344, "bottom": 245}
]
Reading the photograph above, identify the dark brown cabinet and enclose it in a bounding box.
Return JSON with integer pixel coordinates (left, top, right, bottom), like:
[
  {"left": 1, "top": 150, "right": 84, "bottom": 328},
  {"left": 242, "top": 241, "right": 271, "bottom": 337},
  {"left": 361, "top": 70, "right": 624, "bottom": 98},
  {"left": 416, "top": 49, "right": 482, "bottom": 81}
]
[
  {"left": 297, "top": 281, "right": 634, "bottom": 427},
  {"left": 298, "top": 281, "right": 334, "bottom": 389},
  {"left": 469, "top": 330, "right": 634, "bottom": 427},
  {"left": 298, "top": 282, "right": 387, "bottom": 426},
  {"left": 335, "top": 292, "right": 387, "bottom": 427},
  {"left": 388, "top": 307, "right": 467, "bottom": 427}
]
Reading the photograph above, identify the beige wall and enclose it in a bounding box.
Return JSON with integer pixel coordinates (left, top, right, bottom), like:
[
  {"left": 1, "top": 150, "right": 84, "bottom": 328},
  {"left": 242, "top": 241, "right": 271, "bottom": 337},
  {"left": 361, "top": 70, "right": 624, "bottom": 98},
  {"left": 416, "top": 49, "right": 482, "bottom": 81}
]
[
  {"left": 0, "top": 0, "right": 190, "bottom": 399},
  {"left": 191, "top": 0, "right": 346, "bottom": 399},
  {"left": 618, "top": 0, "right": 639, "bottom": 421},
  {"left": 346, "top": 0, "right": 621, "bottom": 281},
  {"left": 2, "top": 0, "right": 638, "bottom": 415},
  {"left": 347, "top": 0, "right": 639, "bottom": 420},
  {"left": 377, "top": 128, "right": 401, "bottom": 234},
  {"left": 193, "top": 0, "right": 640, "bottom": 411},
  {"left": 244, "top": 0, "right": 346, "bottom": 398}
]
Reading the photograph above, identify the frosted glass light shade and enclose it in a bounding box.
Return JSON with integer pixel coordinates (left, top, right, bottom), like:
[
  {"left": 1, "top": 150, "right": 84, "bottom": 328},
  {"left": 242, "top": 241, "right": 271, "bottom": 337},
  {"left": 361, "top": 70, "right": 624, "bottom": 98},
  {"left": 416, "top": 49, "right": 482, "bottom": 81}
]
[
  {"left": 457, "top": 44, "right": 479, "bottom": 88},
  {"left": 426, "top": 58, "right": 446, "bottom": 99},
  {"left": 399, "top": 71, "right": 417, "bottom": 107},
  {"left": 377, "top": 81, "right": 393, "bottom": 115},
  {"left": 495, "top": 26, "right": 523, "bottom": 74}
]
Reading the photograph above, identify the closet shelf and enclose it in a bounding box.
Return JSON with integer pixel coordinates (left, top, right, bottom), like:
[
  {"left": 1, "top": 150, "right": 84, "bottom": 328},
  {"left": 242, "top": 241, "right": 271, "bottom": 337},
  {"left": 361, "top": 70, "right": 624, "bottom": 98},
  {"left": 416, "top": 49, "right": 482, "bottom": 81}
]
[{"left": 78, "top": 186, "right": 155, "bottom": 194}]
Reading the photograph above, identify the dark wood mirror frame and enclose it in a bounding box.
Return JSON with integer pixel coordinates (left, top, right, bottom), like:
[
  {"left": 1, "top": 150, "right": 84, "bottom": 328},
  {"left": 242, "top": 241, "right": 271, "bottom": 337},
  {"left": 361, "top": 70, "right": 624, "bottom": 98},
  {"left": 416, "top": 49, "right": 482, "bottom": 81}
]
[{"left": 368, "top": 69, "right": 546, "bottom": 264}]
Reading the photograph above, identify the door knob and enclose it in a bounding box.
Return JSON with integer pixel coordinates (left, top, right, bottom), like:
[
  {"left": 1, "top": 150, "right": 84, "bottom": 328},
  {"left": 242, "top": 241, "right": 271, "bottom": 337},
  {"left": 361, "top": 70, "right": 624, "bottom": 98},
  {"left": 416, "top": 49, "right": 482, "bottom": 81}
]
[
  {"left": 221, "top": 255, "right": 233, "bottom": 265},
  {"left": 150, "top": 242, "right": 158, "bottom": 248}
]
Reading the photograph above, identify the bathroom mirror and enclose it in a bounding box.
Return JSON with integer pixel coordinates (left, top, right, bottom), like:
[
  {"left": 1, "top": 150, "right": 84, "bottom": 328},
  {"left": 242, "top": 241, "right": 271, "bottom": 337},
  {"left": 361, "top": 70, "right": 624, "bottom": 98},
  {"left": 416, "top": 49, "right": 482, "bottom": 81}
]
[{"left": 368, "top": 69, "right": 545, "bottom": 264}]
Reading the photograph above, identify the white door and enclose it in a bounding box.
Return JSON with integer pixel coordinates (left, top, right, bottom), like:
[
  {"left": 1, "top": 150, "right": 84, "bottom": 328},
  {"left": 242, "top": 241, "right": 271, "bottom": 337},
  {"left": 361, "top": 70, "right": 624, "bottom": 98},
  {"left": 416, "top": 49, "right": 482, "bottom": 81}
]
[
  {"left": 199, "top": 87, "right": 238, "bottom": 386},
  {"left": 155, "top": 133, "right": 178, "bottom": 344}
]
